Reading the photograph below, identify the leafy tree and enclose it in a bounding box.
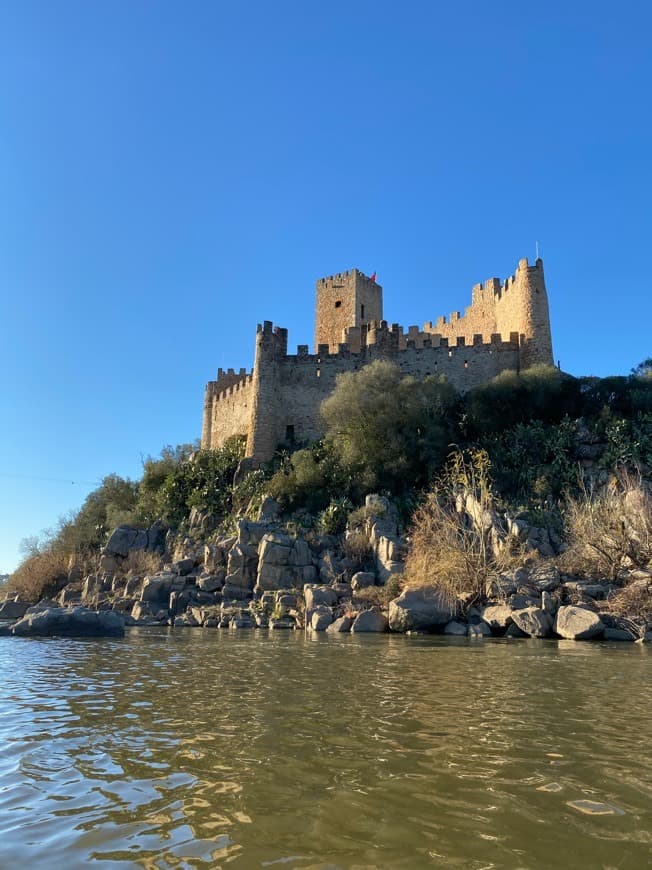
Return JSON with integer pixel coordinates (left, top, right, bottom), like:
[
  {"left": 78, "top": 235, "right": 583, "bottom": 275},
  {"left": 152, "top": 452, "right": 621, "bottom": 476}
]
[
  {"left": 135, "top": 442, "right": 197, "bottom": 522},
  {"left": 57, "top": 474, "right": 139, "bottom": 552},
  {"left": 483, "top": 419, "right": 580, "bottom": 502},
  {"left": 631, "top": 357, "right": 652, "bottom": 378},
  {"left": 464, "top": 365, "right": 581, "bottom": 437},
  {"left": 320, "top": 360, "right": 460, "bottom": 493},
  {"left": 156, "top": 437, "right": 245, "bottom": 527}
]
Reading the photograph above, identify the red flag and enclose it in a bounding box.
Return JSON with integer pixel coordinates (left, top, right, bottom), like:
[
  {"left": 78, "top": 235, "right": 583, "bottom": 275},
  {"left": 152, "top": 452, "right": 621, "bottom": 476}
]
[{"left": 369, "top": 272, "right": 376, "bottom": 282}]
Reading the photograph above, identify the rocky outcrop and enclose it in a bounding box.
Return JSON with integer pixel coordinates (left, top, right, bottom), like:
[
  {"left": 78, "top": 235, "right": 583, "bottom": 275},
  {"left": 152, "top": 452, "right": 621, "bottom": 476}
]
[
  {"left": 554, "top": 605, "right": 605, "bottom": 640},
  {"left": 511, "top": 607, "right": 553, "bottom": 638},
  {"left": 11, "top": 606, "right": 125, "bottom": 637},
  {"left": 351, "top": 608, "right": 389, "bottom": 632},
  {"left": 388, "top": 587, "right": 455, "bottom": 633},
  {"left": 0, "top": 599, "right": 30, "bottom": 620}
]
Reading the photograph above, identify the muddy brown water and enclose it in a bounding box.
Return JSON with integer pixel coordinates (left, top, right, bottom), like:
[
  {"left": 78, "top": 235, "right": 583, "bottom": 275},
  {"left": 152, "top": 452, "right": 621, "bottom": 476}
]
[{"left": 0, "top": 629, "right": 650, "bottom": 868}]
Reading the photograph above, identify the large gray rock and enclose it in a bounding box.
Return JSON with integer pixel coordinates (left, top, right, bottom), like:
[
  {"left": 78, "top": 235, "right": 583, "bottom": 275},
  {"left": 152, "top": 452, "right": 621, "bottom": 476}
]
[
  {"left": 481, "top": 604, "right": 513, "bottom": 630},
  {"left": 12, "top": 607, "right": 125, "bottom": 637},
  {"left": 257, "top": 496, "right": 281, "bottom": 522},
  {"left": 554, "top": 606, "right": 605, "bottom": 640},
  {"left": 197, "top": 572, "right": 225, "bottom": 593},
  {"left": 388, "top": 587, "right": 455, "bottom": 633},
  {"left": 311, "top": 607, "right": 333, "bottom": 631},
  {"left": 512, "top": 606, "right": 553, "bottom": 638},
  {"left": 104, "top": 525, "right": 148, "bottom": 558},
  {"left": 237, "top": 520, "right": 270, "bottom": 548},
  {"left": 289, "top": 538, "right": 312, "bottom": 568},
  {"left": 327, "top": 615, "right": 353, "bottom": 633},
  {"left": 350, "top": 608, "right": 389, "bottom": 633},
  {"left": 530, "top": 564, "right": 561, "bottom": 592},
  {"left": 351, "top": 572, "right": 376, "bottom": 592},
  {"left": 141, "top": 574, "right": 175, "bottom": 604},
  {"left": 259, "top": 533, "right": 293, "bottom": 565},
  {"left": 304, "top": 585, "right": 337, "bottom": 610},
  {"left": 0, "top": 600, "right": 30, "bottom": 620}
]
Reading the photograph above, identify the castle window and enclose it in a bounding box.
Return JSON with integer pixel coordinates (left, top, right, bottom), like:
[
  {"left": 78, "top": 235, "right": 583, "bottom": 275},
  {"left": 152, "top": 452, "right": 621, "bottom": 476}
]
[
  {"left": 464, "top": 360, "right": 469, "bottom": 368},
  {"left": 316, "top": 368, "right": 321, "bottom": 378},
  {"left": 335, "top": 300, "right": 342, "bottom": 308},
  {"left": 448, "top": 350, "right": 453, "bottom": 359},
  {"left": 285, "top": 425, "right": 295, "bottom": 442},
  {"left": 361, "top": 304, "right": 365, "bottom": 319}
]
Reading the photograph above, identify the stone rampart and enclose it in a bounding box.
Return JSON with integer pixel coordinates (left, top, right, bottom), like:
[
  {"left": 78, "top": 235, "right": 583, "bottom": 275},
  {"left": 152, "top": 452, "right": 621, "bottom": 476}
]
[{"left": 201, "top": 256, "right": 554, "bottom": 461}]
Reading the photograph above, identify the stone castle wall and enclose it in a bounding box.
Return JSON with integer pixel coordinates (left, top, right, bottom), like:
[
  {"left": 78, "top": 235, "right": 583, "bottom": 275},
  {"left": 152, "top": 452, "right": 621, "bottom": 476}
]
[{"left": 201, "top": 257, "right": 554, "bottom": 462}]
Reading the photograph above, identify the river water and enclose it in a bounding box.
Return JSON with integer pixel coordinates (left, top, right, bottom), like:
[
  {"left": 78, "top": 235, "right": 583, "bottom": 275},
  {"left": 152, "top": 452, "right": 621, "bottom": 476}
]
[{"left": 0, "top": 630, "right": 650, "bottom": 869}]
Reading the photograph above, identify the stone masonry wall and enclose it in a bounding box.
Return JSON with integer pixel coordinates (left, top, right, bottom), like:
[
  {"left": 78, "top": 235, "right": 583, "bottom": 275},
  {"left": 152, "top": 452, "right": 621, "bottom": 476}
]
[
  {"left": 201, "top": 256, "right": 554, "bottom": 460},
  {"left": 202, "top": 371, "right": 255, "bottom": 450},
  {"left": 314, "top": 269, "right": 383, "bottom": 352},
  {"left": 423, "top": 257, "right": 553, "bottom": 368}
]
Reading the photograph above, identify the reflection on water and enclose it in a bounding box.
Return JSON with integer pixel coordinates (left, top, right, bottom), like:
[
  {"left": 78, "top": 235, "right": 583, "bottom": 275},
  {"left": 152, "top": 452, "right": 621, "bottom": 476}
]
[{"left": 0, "top": 630, "right": 650, "bottom": 868}]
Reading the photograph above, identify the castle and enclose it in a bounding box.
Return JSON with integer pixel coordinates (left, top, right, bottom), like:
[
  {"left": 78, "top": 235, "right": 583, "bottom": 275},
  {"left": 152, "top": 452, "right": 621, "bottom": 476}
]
[{"left": 201, "top": 257, "right": 553, "bottom": 464}]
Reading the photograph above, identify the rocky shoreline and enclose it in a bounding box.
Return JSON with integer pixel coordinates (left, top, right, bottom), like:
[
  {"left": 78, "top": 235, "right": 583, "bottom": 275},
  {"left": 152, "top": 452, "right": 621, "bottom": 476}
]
[{"left": 3, "top": 491, "right": 651, "bottom": 643}]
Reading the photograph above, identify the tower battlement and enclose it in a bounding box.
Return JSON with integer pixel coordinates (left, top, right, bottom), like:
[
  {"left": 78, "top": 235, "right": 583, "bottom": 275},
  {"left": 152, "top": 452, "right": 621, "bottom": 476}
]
[{"left": 202, "top": 256, "right": 554, "bottom": 460}]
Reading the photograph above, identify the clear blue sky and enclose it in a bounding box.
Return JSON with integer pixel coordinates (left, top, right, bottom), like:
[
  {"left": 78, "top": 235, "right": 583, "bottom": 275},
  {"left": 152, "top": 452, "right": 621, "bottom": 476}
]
[{"left": 1, "top": 1, "right": 650, "bottom": 572}]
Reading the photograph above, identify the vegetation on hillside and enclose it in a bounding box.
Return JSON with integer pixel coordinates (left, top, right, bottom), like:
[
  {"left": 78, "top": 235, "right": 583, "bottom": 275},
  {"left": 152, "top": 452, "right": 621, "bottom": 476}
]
[{"left": 6, "top": 358, "right": 652, "bottom": 602}]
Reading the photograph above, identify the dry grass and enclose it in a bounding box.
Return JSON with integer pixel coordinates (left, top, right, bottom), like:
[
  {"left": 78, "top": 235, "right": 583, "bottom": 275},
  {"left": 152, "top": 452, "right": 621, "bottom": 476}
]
[
  {"left": 605, "top": 582, "right": 652, "bottom": 637},
  {"left": 562, "top": 477, "right": 652, "bottom": 581},
  {"left": 120, "top": 549, "right": 164, "bottom": 577},
  {"left": 4, "top": 548, "right": 70, "bottom": 602},
  {"left": 353, "top": 574, "right": 404, "bottom": 610},
  {"left": 404, "top": 451, "right": 524, "bottom": 606},
  {"left": 343, "top": 529, "right": 373, "bottom": 564}
]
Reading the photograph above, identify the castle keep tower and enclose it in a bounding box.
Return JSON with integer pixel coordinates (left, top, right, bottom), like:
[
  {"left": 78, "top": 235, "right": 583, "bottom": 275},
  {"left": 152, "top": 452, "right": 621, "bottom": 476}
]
[
  {"left": 201, "top": 256, "right": 554, "bottom": 464},
  {"left": 314, "top": 269, "right": 383, "bottom": 352}
]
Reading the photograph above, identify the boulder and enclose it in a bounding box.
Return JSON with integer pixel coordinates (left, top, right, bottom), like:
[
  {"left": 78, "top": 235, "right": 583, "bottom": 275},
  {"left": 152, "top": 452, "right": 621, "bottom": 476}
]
[
  {"left": 257, "top": 496, "right": 281, "bottom": 522},
  {"left": 104, "top": 525, "right": 142, "bottom": 558},
  {"left": 530, "top": 564, "right": 561, "bottom": 592},
  {"left": 237, "top": 520, "right": 269, "bottom": 548},
  {"left": 327, "top": 616, "right": 353, "bottom": 633},
  {"left": 350, "top": 608, "right": 389, "bottom": 633},
  {"left": 289, "top": 539, "right": 312, "bottom": 568},
  {"left": 141, "top": 575, "right": 174, "bottom": 604},
  {"left": 603, "top": 627, "right": 636, "bottom": 642},
  {"left": 174, "top": 612, "right": 199, "bottom": 627},
  {"left": 512, "top": 607, "right": 553, "bottom": 638},
  {"left": 480, "top": 604, "right": 513, "bottom": 630},
  {"left": 304, "top": 585, "right": 338, "bottom": 610},
  {"left": 197, "top": 572, "right": 225, "bottom": 593},
  {"left": 147, "top": 520, "right": 167, "bottom": 552},
  {"left": 388, "top": 587, "right": 454, "bottom": 633},
  {"left": 12, "top": 607, "right": 125, "bottom": 637},
  {"left": 351, "top": 572, "right": 376, "bottom": 592},
  {"left": 0, "top": 600, "right": 30, "bottom": 620},
  {"left": 171, "top": 558, "right": 195, "bottom": 576},
  {"left": 554, "top": 606, "right": 605, "bottom": 640},
  {"left": 311, "top": 607, "right": 333, "bottom": 631}
]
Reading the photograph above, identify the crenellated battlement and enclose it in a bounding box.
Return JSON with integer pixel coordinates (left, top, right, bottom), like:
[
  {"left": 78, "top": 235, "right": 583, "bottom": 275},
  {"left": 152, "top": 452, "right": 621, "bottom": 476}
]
[{"left": 202, "top": 255, "right": 553, "bottom": 459}]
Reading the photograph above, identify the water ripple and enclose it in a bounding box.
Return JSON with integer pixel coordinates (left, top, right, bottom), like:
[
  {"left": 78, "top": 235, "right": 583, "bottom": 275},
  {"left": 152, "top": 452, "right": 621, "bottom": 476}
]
[{"left": 0, "top": 631, "right": 650, "bottom": 868}]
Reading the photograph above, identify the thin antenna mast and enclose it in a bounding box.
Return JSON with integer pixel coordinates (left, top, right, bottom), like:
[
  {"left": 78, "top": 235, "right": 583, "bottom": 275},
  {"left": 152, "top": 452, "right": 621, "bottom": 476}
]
[{"left": 535, "top": 240, "right": 540, "bottom": 260}]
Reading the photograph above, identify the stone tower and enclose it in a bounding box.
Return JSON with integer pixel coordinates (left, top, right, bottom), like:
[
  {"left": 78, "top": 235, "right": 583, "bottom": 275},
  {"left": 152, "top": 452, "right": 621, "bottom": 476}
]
[{"left": 314, "top": 269, "right": 383, "bottom": 352}]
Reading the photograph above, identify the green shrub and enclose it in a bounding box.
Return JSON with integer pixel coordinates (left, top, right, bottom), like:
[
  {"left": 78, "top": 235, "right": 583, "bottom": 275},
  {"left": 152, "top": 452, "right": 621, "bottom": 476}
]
[
  {"left": 464, "top": 365, "right": 581, "bottom": 437},
  {"left": 321, "top": 359, "right": 460, "bottom": 494},
  {"left": 157, "top": 437, "right": 246, "bottom": 527},
  {"left": 483, "top": 418, "right": 580, "bottom": 502}
]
